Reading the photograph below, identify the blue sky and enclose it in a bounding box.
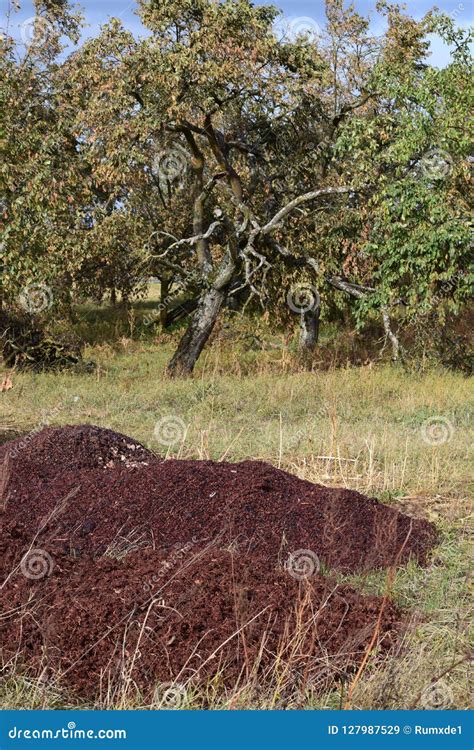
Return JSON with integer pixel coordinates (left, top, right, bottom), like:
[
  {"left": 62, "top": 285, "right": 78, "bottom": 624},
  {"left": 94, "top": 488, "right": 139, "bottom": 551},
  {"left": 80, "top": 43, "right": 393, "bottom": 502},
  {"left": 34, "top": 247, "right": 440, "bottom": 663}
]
[{"left": 2, "top": 0, "right": 472, "bottom": 66}]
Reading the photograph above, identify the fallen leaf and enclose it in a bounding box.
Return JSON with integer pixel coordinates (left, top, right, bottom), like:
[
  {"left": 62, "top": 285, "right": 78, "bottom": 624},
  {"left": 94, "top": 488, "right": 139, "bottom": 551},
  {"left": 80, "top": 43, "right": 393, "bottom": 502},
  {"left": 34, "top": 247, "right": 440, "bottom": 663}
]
[{"left": 0, "top": 374, "right": 13, "bottom": 392}]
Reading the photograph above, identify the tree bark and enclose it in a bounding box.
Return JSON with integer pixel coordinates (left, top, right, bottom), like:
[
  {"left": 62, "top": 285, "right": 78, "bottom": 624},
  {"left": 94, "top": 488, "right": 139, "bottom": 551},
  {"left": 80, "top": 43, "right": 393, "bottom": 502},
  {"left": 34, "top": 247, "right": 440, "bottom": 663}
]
[
  {"left": 166, "top": 286, "right": 227, "bottom": 376},
  {"left": 382, "top": 308, "right": 400, "bottom": 361},
  {"left": 299, "top": 304, "right": 321, "bottom": 350}
]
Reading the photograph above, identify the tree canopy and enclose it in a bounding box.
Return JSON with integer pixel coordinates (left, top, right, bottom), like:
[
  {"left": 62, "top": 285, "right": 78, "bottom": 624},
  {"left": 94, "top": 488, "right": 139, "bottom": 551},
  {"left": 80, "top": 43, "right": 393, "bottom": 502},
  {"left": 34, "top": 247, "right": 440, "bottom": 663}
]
[{"left": 1, "top": 0, "right": 472, "bottom": 373}]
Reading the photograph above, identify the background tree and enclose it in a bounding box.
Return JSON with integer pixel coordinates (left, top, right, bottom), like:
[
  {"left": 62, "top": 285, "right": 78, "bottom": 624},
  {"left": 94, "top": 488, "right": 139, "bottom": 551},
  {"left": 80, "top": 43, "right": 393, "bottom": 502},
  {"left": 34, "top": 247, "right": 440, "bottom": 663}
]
[{"left": 1, "top": 0, "right": 84, "bottom": 314}]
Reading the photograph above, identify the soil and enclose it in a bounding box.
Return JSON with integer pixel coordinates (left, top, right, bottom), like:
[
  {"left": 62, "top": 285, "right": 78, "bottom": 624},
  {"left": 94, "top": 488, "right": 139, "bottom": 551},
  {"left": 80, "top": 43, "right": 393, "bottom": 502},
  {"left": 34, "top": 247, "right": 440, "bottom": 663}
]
[{"left": 0, "top": 425, "right": 439, "bottom": 699}]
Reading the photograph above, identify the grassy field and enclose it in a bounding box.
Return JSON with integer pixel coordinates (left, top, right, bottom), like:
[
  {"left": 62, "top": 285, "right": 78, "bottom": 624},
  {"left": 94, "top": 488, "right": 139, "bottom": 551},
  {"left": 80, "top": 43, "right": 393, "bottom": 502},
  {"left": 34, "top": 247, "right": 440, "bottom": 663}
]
[{"left": 1, "top": 315, "right": 473, "bottom": 710}]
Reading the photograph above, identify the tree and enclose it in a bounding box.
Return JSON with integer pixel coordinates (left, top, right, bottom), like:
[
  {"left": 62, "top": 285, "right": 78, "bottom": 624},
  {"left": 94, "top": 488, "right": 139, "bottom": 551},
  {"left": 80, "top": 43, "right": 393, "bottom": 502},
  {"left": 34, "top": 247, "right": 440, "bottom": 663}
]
[
  {"left": 60, "top": 0, "right": 370, "bottom": 373},
  {"left": 1, "top": 1, "right": 84, "bottom": 315},
  {"left": 2, "top": 0, "right": 472, "bottom": 374},
  {"left": 331, "top": 4, "right": 473, "bottom": 357}
]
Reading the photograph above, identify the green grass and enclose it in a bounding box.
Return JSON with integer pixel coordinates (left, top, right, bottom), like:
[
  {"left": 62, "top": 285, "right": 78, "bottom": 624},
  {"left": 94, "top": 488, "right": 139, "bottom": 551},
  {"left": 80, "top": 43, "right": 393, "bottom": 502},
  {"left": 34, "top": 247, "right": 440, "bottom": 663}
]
[{"left": 1, "top": 326, "right": 473, "bottom": 709}]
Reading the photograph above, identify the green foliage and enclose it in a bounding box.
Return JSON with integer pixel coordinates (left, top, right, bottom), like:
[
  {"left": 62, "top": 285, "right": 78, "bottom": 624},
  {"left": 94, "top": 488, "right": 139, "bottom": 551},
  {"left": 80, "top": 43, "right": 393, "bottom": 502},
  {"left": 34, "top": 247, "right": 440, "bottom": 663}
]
[{"left": 1, "top": 0, "right": 472, "bottom": 368}]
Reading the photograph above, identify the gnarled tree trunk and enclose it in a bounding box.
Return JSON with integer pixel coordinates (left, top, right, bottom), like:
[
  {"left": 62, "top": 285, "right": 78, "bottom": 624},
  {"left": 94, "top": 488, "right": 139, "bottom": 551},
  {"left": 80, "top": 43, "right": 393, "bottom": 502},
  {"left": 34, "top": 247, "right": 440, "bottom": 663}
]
[{"left": 166, "top": 286, "right": 227, "bottom": 377}]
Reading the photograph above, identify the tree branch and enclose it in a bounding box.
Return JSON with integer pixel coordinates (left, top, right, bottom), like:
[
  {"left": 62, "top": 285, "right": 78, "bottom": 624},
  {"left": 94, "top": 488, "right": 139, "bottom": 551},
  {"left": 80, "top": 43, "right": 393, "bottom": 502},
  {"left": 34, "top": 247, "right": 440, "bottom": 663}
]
[{"left": 260, "top": 187, "right": 353, "bottom": 234}]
